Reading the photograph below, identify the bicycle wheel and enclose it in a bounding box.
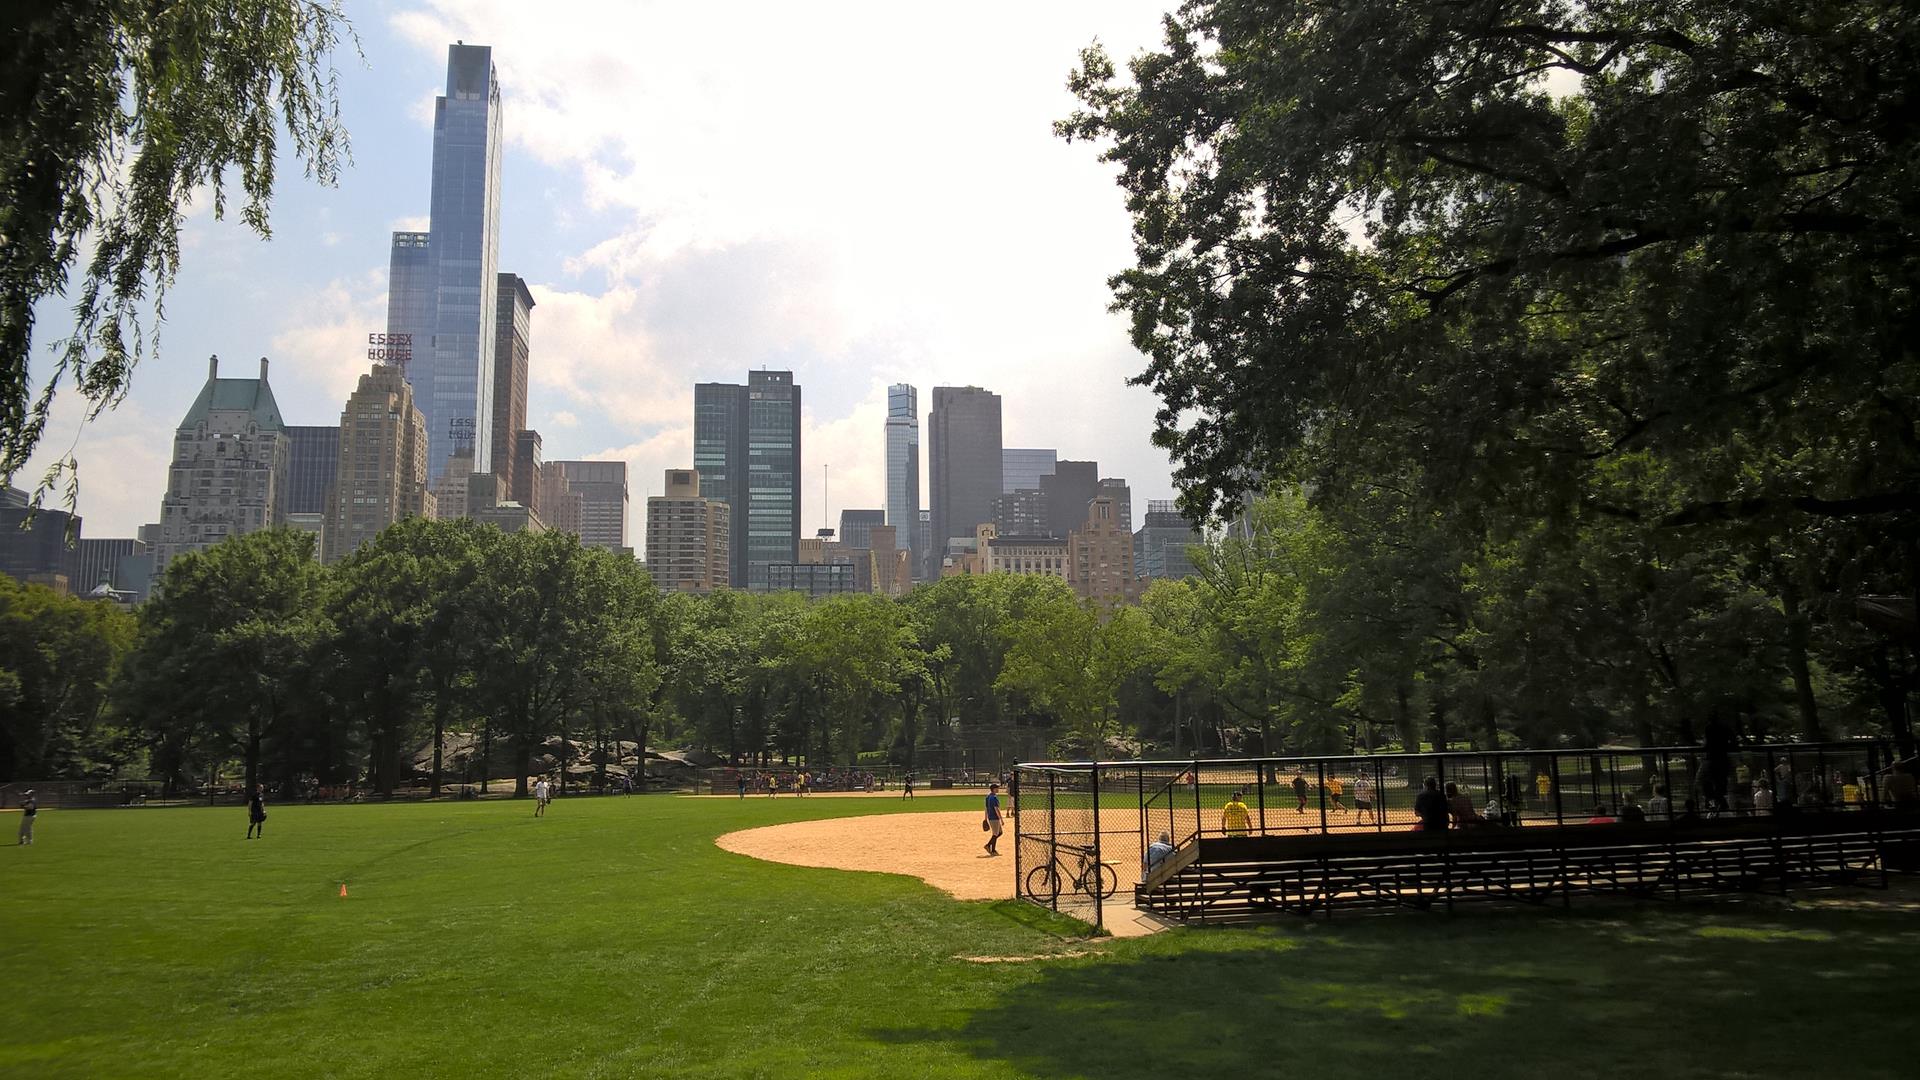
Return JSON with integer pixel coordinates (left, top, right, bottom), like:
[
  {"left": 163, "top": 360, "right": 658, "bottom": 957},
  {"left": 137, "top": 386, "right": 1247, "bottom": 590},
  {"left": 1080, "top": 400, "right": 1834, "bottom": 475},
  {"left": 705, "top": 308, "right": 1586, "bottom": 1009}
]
[
  {"left": 1024, "top": 864, "right": 1061, "bottom": 903},
  {"left": 1091, "top": 862, "right": 1119, "bottom": 900}
]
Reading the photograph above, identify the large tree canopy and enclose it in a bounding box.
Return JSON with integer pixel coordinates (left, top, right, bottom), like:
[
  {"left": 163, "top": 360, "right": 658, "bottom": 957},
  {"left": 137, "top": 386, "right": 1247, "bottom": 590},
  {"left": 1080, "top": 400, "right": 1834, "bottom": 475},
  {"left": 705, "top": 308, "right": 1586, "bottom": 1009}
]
[
  {"left": 1, "top": 0, "right": 351, "bottom": 486},
  {"left": 1061, "top": 0, "right": 1919, "bottom": 537}
]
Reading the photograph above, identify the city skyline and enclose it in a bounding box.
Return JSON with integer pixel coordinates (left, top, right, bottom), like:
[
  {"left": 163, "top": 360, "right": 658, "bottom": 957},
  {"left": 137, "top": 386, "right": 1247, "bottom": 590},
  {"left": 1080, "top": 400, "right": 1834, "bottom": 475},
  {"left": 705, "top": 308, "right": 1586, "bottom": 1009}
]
[{"left": 13, "top": 4, "right": 1185, "bottom": 556}]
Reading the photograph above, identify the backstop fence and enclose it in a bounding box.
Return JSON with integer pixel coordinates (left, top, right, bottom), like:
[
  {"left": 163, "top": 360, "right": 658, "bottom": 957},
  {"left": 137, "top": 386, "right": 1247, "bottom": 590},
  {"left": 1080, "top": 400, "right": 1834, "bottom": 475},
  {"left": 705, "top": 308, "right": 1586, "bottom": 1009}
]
[{"left": 1014, "top": 741, "right": 1914, "bottom": 929}]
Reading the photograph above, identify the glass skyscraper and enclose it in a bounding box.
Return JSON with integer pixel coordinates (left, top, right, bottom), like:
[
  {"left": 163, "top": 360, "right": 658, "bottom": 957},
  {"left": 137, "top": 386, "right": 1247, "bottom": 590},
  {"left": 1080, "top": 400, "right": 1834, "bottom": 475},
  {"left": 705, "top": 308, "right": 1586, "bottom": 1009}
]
[
  {"left": 694, "top": 371, "right": 801, "bottom": 588},
  {"left": 285, "top": 425, "right": 341, "bottom": 516},
  {"left": 393, "top": 43, "right": 505, "bottom": 483},
  {"left": 1001, "top": 448, "right": 1056, "bottom": 495},
  {"left": 885, "top": 384, "right": 919, "bottom": 577}
]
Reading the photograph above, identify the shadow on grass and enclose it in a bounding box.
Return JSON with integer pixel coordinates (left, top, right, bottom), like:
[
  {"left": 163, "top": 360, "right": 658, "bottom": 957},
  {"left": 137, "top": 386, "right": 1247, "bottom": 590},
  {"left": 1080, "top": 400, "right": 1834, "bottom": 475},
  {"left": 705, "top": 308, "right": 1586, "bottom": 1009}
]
[{"left": 877, "top": 899, "right": 1919, "bottom": 1079}]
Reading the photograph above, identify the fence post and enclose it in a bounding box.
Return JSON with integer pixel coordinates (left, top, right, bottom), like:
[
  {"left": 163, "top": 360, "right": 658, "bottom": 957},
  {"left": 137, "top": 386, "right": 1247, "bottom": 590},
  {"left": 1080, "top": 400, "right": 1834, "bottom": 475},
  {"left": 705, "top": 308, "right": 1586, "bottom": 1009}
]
[
  {"left": 1014, "top": 766, "right": 1023, "bottom": 901},
  {"left": 1255, "top": 758, "right": 1266, "bottom": 836},
  {"left": 1047, "top": 771, "right": 1058, "bottom": 913},
  {"left": 1090, "top": 763, "right": 1104, "bottom": 931},
  {"left": 1317, "top": 760, "right": 1328, "bottom": 836}
]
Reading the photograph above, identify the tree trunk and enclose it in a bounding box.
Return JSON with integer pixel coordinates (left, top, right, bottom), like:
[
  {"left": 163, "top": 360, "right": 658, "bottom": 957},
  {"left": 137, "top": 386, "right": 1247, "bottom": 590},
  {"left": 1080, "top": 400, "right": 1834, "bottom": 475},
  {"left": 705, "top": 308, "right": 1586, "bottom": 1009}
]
[
  {"left": 1429, "top": 693, "right": 1449, "bottom": 754},
  {"left": 1778, "top": 579, "right": 1823, "bottom": 739},
  {"left": 430, "top": 688, "right": 450, "bottom": 796}
]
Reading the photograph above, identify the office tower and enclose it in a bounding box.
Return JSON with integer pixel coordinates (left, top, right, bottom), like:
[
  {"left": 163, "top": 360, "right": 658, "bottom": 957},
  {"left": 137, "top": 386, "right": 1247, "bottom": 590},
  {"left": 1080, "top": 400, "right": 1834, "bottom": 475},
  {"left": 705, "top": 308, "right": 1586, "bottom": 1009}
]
[
  {"left": 990, "top": 488, "right": 1049, "bottom": 537},
  {"left": 646, "top": 468, "right": 730, "bottom": 593},
  {"left": 73, "top": 537, "right": 143, "bottom": 593},
  {"left": 1042, "top": 459, "right": 1099, "bottom": 539},
  {"left": 1137, "top": 500, "right": 1202, "bottom": 580},
  {"left": 285, "top": 425, "right": 340, "bottom": 516},
  {"left": 1070, "top": 495, "right": 1139, "bottom": 613},
  {"left": 512, "top": 430, "right": 543, "bottom": 514},
  {"left": 385, "top": 231, "right": 431, "bottom": 379},
  {"left": 411, "top": 43, "right": 505, "bottom": 483},
  {"left": 431, "top": 449, "right": 475, "bottom": 521},
  {"left": 838, "top": 508, "right": 884, "bottom": 552},
  {"left": 549, "top": 460, "right": 629, "bottom": 551},
  {"left": 492, "top": 274, "right": 533, "bottom": 502},
  {"left": 324, "top": 363, "right": 435, "bottom": 563},
  {"left": 928, "top": 386, "right": 1002, "bottom": 570},
  {"left": 153, "top": 356, "right": 290, "bottom": 585},
  {"left": 884, "top": 384, "right": 919, "bottom": 575},
  {"left": 0, "top": 485, "right": 78, "bottom": 593},
  {"left": 693, "top": 370, "right": 801, "bottom": 588},
  {"left": 538, "top": 467, "right": 583, "bottom": 536},
  {"left": 1001, "top": 448, "right": 1057, "bottom": 495}
]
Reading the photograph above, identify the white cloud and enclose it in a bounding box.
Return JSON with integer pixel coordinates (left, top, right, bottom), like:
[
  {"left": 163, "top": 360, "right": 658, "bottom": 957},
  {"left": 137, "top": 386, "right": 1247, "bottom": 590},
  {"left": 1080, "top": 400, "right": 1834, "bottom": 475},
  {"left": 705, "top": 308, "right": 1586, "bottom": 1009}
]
[
  {"left": 268, "top": 268, "right": 391, "bottom": 412},
  {"left": 548, "top": 409, "right": 578, "bottom": 428},
  {"left": 14, "top": 390, "right": 172, "bottom": 538},
  {"left": 391, "top": 214, "right": 430, "bottom": 232}
]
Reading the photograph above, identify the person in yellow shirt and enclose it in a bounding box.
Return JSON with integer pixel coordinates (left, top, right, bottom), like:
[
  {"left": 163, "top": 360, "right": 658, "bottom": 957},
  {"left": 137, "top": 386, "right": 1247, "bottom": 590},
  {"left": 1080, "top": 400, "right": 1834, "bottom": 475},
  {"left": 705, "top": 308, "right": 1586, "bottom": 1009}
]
[
  {"left": 1535, "top": 773, "right": 1553, "bottom": 800},
  {"left": 1221, "top": 790, "right": 1252, "bottom": 837},
  {"left": 1327, "top": 775, "right": 1346, "bottom": 812}
]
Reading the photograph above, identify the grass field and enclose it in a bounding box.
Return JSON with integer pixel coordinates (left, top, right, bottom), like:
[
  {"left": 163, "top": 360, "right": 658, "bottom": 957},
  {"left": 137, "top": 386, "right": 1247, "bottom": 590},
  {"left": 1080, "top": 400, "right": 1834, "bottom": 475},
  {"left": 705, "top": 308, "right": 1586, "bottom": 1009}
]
[{"left": 3, "top": 794, "right": 1915, "bottom": 1079}]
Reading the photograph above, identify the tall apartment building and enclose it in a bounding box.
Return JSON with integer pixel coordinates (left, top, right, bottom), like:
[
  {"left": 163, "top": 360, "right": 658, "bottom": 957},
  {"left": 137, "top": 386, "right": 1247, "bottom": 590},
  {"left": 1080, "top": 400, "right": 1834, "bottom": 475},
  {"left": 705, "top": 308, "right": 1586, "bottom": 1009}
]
[
  {"left": 838, "top": 508, "right": 885, "bottom": 552},
  {"left": 1001, "top": 448, "right": 1057, "bottom": 495},
  {"left": 491, "top": 274, "right": 533, "bottom": 503},
  {"left": 693, "top": 370, "right": 801, "bottom": 588},
  {"left": 153, "top": 356, "right": 290, "bottom": 584},
  {"left": 1136, "top": 500, "right": 1202, "bottom": 580},
  {"left": 1042, "top": 459, "right": 1099, "bottom": 539},
  {"left": 549, "top": 460, "right": 629, "bottom": 551},
  {"left": 324, "top": 364, "right": 436, "bottom": 563},
  {"left": 285, "top": 425, "right": 340, "bottom": 516},
  {"left": 928, "top": 386, "right": 1002, "bottom": 571},
  {"left": 1070, "top": 495, "right": 1139, "bottom": 613},
  {"left": 511, "top": 430, "right": 543, "bottom": 514},
  {"left": 884, "top": 384, "right": 920, "bottom": 577},
  {"left": 431, "top": 449, "right": 475, "bottom": 521},
  {"left": 388, "top": 43, "right": 505, "bottom": 483},
  {"left": 645, "top": 468, "right": 730, "bottom": 593}
]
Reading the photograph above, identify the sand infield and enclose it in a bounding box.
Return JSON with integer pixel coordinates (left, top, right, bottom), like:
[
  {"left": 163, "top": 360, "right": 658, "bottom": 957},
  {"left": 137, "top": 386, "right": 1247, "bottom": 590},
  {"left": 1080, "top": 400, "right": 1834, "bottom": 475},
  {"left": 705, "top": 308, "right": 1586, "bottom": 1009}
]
[{"left": 715, "top": 809, "right": 1014, "bottom": 901}]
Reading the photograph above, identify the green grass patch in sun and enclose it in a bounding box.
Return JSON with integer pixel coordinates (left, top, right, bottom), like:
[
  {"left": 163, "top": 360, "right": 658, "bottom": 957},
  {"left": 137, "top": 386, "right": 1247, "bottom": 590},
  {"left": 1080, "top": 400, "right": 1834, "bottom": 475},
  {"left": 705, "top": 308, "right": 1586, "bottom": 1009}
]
[{"left": 2, "top": 795, "right": 1914, "bottom": 1078}]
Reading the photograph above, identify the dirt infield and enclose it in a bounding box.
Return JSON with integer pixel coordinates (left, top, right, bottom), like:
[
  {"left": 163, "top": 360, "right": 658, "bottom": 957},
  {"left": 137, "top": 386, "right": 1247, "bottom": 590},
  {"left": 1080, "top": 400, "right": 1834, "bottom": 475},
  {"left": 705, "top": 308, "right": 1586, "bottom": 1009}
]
[{"left": 716, "top": 810, "right": 1013, "bottom": 901}]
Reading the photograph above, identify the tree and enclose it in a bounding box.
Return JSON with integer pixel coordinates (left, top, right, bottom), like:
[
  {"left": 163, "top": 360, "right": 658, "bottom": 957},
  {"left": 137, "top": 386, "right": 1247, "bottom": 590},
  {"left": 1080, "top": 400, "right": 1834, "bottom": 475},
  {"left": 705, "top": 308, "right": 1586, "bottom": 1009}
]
[
  {"left": 997, "top": 585, "right": 1155, "bottom": 759},
  {"left": 1062, "top": 0, "right": 1919, "bottom": 572},
  {"left": 123, "top": 528, "right": 328, "bottom": 791},
  {"left": 0, "top": 575, "right": 136, "bottom": 778},
  {"left": 2, "top": 0, "right": 353, "bottom": 488}
]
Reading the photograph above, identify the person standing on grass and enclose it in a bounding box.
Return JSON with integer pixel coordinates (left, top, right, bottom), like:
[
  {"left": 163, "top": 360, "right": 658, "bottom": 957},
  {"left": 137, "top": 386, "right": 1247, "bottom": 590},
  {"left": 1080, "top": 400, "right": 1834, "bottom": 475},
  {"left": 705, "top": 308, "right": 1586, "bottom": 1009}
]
[
  {"left": 246, "top": 785, "right": 267, "bottom": 839},
  {"left": 903, "top": 773, "right": 914, "bottom": 800},
  {"left": 17, "top": 789, "right": 36, "bottom": 845},
  {"left": 737, "top": 772, "right": 748, "bottom": 798},
  {"left": 534, "top": 777, "right": 551, "bottom": 817},
  {"left": 983, "top": 783, "right": 1004, "bottom": 856}
]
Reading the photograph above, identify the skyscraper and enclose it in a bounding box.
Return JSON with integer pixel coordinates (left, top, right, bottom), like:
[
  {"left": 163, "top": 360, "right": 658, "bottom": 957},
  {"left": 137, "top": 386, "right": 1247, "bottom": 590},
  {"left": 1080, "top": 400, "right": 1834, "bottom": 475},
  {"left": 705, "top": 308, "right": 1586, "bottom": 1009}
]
[
  {"left": 1001, "top": 448, "right": 1057, "bottom": 495},
  {"left": 549, "top": 460, "right": 629, "bottom": 551},
  {"left": 1070, "top": 495, "right": 1139, "bottom": 614},
  {"left": 838, "top": 508, "right": 885, "bottom": 552},
  {"left": 324, "top": 363, "right": 435, "bottom": 563},
  {"left": 491, "top": 274, "right": 533, "bottom": 503},
  {"left": 884, "top": 384, "right": 919, "bottom": 577},
  {"left": 406, "top": 43, "right": 505, "bottom": 484},
  {"left": 928, "top": 386, "right": 1002, "bottom": 572},
  {"left": 153, "top": 356, "right": 289, "bottom": 584},
  {"left": 285, "top": 425, "right": 340, "bottom": 516},
  {"left": 1042, "top": 459, "right": 1099, "bottom": 539},
  {"left": 1136, "top": 500, "right": 1202, "bottom": 581},
  {"left": 385, "top": 231, "right": 431, "bottom": 379},
  {"left": 694, "top": 370, "right": 801, "bottom": 588},
  {"left": 1096, "top": 477, "right": 1133, "bottom": 534}
]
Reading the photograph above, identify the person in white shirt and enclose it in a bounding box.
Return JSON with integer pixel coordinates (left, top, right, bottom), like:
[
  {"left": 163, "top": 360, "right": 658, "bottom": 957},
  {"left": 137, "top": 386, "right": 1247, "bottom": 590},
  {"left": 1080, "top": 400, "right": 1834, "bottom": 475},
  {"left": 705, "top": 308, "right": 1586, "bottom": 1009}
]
[
  {"left": 533, "top": 778, "right": 551, "bottom": 817},
  {"left": 1646, "top": 785, "right": 1672, "bottom": 821},
  {"left": 1751, "top": 781, "right": 1774, "bottom": 814},
  {"left": 1353, "top": 775, "right": 1377, "bottom": 824}
]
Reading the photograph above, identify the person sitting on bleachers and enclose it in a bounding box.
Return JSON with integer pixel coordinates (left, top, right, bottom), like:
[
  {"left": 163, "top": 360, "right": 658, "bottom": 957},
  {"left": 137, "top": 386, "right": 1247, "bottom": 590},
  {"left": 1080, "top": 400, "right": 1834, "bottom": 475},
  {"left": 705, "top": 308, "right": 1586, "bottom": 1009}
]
[
  {"left": 1414, "top": 777, "right": 1450, "bottom": 832},
  {"left": 1144, "top": 832, "right": 1176, "bottom": 877},
  {"left": 1618, "top": 791, "right": 1646, "bottom": 823},
  {"left": 1587, "top": 805, "right": 1617, "bottom": 824},
  {"left": 1446, "top": 782, "right": 1487, "bottom": 828}
]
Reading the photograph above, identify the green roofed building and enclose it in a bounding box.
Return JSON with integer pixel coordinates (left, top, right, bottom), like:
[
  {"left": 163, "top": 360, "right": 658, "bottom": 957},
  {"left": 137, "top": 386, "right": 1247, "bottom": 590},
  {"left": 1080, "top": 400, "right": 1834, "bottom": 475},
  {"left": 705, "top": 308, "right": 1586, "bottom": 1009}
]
[{"left": 153, "top": 355, "right": 291, "bottom": 586}]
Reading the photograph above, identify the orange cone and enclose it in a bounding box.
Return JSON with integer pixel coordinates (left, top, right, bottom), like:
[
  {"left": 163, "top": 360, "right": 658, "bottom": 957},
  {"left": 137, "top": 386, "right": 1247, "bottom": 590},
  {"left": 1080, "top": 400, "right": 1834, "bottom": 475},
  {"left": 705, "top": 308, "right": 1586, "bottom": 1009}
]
[{"left": 339, "top": 883, "right": 348, "bottom": 899}]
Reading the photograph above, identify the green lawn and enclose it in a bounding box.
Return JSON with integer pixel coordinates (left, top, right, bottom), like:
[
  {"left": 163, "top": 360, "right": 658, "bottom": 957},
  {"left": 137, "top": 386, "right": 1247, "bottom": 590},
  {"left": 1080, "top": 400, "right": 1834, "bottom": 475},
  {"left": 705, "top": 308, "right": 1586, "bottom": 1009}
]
[{"left": 2, "top": 794, "right": 1913, "bottom": 1078}]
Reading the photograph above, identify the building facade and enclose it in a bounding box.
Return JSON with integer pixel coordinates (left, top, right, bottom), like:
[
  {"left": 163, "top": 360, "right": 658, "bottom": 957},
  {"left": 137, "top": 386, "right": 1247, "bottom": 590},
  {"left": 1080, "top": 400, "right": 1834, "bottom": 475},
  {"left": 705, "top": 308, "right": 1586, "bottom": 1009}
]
[
  {"left": 0, "top": 486, "right": 77, "bottom": 593},
  {"left": 1001, "top": 448, "right": 1057, "bottom": 495},
  {"left": 415, "top": 43, "right": 505, "bottom": 483},
  {"left": 491, "top": 274, "right": 533, "bottom": 504},
  {"left": 990, "top": 487, "right": 1049, "bottom": 537},
  {"left": 765, "top": 561, "right": 857, "bottom": 598},
  {"left": 928, "top": 385, "right": 1002, "bottom": 573},
  {"left": 324, "top": 363, "right": 435, "bottom": 563},
  {"left": 884, "top": 383, "right": 919, "bottom": 578},
  {"left": 549, "top": 460, "right": 628, "bottom": 551},
  {"left": 693, "top": 370, "right": 801, "bottom": 589},
  {"left": 1136, "top": 500, "right": 1202, "bottom": 581},
  {"left": 1042, "top": 459, "right": 1099, "bottom": 540},
  {"left": 984, "top": 533, "right": 1069, "bottom": 579},
  {"left": 153, "top": 356, "right": 290, "bottom": 584},
  {"left": 285, "top": 425, "right": 340, "bottom": 516},
  {"left": 384, "top": 231, "right": 432, "bottom": 382},
  {"left": 645, "top": 468, "right": 730, "bottom": 593},
  {"left": 1069, "top": 495, "right": 1139, "bottom": 613},
  {"left": 431, "top": 449, "right": 475, "bottom": 521},
  {"left": 837, "top": 508, "right": 885, "bottom": 552}
]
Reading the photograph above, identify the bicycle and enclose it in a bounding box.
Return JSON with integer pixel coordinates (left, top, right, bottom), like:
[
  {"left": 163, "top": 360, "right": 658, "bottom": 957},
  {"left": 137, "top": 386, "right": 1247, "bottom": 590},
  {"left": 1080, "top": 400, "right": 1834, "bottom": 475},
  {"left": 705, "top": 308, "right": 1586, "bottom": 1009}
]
[{"left": 1023, "top": 844, "right": 1118, "bottom": 903}]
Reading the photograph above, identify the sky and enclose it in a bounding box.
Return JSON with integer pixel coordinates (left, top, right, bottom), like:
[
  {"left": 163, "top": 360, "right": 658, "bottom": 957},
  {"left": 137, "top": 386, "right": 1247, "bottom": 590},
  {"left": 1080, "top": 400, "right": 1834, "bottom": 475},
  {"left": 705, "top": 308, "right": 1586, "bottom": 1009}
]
[{"left": 22, "top": 0, "right": 1183, "bottom": 555}]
